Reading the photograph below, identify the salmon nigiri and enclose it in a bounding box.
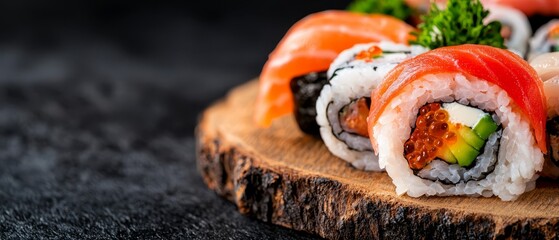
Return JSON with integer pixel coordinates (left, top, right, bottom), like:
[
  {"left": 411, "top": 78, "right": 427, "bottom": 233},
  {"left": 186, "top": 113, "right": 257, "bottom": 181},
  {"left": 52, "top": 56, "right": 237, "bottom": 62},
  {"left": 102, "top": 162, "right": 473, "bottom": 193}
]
[
  {"left": 255, "top": 10, "right": 415, "bottom": 127},
  {"left": 368, "top": 44, "right": 547, "bottom": 153}
]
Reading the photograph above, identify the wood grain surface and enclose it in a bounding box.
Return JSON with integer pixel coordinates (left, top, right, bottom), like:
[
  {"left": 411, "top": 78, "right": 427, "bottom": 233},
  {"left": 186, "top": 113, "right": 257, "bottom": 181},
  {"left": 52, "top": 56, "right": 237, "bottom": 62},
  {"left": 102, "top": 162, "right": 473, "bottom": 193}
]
[{"left": 196, "top": 80, "right": 559, "bottom": 239}]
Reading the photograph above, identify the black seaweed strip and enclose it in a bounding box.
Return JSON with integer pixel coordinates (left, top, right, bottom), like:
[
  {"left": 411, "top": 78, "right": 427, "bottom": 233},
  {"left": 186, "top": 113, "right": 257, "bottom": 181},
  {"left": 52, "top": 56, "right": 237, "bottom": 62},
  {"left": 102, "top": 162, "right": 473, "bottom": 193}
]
[{"left": 329, "top": 65, "right": 356, "bottom": 81}]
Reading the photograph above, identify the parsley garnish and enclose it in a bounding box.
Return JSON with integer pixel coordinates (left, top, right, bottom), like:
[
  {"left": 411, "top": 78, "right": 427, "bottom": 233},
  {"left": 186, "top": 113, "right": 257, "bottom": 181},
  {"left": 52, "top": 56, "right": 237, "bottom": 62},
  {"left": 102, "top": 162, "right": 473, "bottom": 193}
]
[{"left": 410, "top": 0, "right": 505, "bottom": 49}]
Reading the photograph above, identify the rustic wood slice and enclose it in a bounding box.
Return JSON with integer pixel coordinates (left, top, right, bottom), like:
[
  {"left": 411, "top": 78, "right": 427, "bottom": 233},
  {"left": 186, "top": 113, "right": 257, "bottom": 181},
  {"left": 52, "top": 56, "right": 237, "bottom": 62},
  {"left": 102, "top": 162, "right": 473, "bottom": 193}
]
[{"left": 196, "top": 80, "right": 559, "bottom": 239}]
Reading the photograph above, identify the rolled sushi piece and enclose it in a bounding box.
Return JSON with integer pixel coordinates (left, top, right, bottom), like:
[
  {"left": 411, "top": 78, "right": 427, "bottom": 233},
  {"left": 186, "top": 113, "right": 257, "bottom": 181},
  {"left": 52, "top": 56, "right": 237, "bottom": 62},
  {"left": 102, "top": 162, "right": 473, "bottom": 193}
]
[
  {"left": 529, "top": 19, "right": 559, "bottom": 60},
  {"left": 368, "top": 44, "right": 547, "bottom": 200},
  {"left": 316, "top": 41, "right": 428, "bottom": 171},
  {"left": 485, "top": 3, "right": 531, "bottom": 58},
  {"left": 530, "top": 52, "right": 559, "bottom": 178}
]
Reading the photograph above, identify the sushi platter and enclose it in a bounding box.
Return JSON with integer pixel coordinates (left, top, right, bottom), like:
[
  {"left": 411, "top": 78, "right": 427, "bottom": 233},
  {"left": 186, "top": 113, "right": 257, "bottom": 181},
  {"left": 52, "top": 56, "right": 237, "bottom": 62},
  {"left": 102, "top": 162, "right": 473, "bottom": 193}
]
[
  {"left": 196, "top": 80, "right": 559, "bottom": 239},
  {"left": 197, "top": 0, "right": 559, "bottom": 238}
]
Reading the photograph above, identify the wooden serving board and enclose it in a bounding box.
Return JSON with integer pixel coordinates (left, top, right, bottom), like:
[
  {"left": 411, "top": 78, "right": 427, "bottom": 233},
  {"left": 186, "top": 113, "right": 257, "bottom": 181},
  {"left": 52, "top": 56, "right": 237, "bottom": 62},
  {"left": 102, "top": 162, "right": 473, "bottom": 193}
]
[{"left": 196, "top": 80, "right": 559, "bottom": 239}]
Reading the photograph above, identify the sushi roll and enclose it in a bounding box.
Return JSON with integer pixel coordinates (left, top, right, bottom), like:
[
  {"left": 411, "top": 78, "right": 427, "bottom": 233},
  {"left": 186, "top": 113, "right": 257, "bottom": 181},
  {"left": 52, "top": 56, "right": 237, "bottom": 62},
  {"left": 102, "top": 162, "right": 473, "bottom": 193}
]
[
  {"left": 485, "top": 3, "right": 531, "bottom": 58},
  {"left": 530, "top": 52, "right": 559, "bottom": 178},
  {"left": 529, "top": 20, "right": 559, "bottom": 60},
  {"left": 316, "top": 41, "right": 428, "bottom": 170},
  {"left": 368, "top": 44, "right": 547, "bottom": 200}
]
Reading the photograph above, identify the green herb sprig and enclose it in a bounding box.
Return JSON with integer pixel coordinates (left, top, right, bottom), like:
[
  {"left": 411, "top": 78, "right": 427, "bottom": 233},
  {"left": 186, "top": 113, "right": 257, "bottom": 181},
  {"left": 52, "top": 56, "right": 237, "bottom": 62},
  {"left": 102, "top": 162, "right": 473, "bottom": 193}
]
[
  {"left": 348, "top": 0, "right": 412, "bottom": 21},
  {"left": 410, "top": 0, "right": 505, "bottom": 49}
]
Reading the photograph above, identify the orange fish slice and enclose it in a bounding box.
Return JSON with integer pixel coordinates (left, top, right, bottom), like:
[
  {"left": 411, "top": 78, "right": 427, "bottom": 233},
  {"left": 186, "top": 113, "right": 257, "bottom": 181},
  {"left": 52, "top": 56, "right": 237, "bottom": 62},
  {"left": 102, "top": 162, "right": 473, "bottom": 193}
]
[{"left": 255, "top": 10, "right": 415, "bottom": 127}]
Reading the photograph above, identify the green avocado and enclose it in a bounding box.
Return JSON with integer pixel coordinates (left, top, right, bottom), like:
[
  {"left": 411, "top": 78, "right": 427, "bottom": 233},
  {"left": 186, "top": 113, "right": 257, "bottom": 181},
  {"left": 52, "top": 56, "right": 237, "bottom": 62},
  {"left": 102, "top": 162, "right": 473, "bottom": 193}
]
[
  {"left": 448, "top": 135, "right": 480, "bottom": 167},
  {"left": 457, "top": 125, "right": 485, "bottom": 151},
  {"left": 473, "top": 115, "right": 498, "bottom": 140},
  {"left": 436, "top": 144, "right": 458, "bottom": 164}
]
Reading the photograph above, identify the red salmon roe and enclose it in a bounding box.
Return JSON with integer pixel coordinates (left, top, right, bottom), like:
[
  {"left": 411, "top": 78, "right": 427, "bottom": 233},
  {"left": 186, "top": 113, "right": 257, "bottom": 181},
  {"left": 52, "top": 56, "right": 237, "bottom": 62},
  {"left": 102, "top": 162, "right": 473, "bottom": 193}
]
[
  {"left": 355, "top": 46, "right": 383, "bottom": 62},
  {"left": 403, "top": 102, "right": 458, "bottom": 170}
]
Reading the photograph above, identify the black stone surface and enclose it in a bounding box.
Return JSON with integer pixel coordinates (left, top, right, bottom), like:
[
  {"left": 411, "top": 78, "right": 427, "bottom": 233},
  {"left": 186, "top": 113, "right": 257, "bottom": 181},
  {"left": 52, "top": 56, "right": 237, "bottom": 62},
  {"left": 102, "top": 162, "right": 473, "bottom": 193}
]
[{"left": 0, "top": 1, "right": 347, "bottom": 239}]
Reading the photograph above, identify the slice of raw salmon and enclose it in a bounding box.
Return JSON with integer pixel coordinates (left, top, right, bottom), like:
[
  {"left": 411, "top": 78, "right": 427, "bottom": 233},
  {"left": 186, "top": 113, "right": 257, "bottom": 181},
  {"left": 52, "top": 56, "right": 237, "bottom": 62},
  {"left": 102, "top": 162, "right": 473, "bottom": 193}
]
[{"left": 255, "top": 10, "right": 415, "bottom": 127}]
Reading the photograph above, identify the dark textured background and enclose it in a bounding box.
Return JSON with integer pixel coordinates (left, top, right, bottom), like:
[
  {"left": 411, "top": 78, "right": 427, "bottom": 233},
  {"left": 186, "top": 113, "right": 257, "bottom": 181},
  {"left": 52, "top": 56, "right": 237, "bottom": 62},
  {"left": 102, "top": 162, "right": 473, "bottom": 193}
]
[{"left": 0, "top": 1, "right": 348, "bottom": 239}]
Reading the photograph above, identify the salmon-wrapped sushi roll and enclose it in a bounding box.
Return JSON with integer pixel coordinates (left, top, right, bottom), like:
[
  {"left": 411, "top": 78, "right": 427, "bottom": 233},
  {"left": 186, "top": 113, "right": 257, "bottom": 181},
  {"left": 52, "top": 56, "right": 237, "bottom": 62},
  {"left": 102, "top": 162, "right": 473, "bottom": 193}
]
[
  {"left": 316, "top": 41, "right": 428, "bottom": 170},
  {"left": 368, "top": 44, "right": 547, "bottom": 201}
]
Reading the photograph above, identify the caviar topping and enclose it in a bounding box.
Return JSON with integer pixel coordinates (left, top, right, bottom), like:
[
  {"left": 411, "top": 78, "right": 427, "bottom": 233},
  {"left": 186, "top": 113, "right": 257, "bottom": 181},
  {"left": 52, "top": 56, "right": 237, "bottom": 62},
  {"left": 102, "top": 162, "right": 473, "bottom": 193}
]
[
  {"left": 405, "top": 103, "right": 454, "bottom": 169},
  {"left": 355, "top": 46, "right": 383, "bottom": 62}
]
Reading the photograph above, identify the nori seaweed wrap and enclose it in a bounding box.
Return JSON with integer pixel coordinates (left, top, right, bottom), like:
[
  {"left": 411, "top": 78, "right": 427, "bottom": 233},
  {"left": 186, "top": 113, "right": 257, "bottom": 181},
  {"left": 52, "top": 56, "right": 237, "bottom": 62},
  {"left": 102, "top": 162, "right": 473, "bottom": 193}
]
[{"left": 289, "top": 71, "right": 328, "bottom": 137}]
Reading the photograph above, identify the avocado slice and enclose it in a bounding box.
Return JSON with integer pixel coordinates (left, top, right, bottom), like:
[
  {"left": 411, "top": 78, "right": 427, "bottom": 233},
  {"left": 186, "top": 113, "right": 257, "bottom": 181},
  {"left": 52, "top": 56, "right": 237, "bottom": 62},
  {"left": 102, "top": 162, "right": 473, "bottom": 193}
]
[
  {"left": 448, "top": 135, "right": 480, "bottom": 167},
  {"left": 436, "top": 144, "right": 457, "bottom": 164},
  {"left": 457, "top": 125, "right": 485, "bottom": 151},
  {"left": 473, "top": 115, "right": 498, "bottom": 140}
]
